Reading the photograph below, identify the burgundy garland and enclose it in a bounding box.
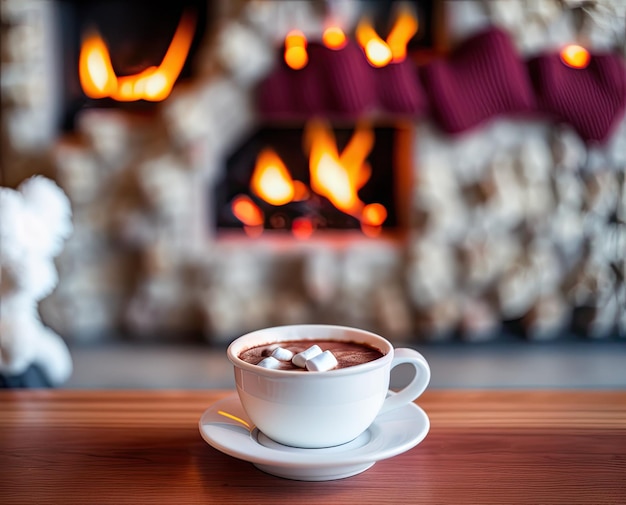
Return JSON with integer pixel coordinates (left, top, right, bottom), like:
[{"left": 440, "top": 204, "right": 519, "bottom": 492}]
[{"left": 257, "top": 27, "right": 626, "bottom": 143}]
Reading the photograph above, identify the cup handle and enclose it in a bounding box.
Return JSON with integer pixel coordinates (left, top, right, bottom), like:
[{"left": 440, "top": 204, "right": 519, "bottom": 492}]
[{"left": 379, "top": 348, "right": 431, "bottom": 415}]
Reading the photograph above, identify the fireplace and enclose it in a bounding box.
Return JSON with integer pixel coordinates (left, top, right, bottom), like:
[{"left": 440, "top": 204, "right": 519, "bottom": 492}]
[
  {"left": 54, "top": 0, "right": 209, "bottom": 131},
  {"left": 214, "top": 122, "right": 412, "bottom": 239},
  {"left": 2, "top": 0, "right": 625, "bottom": 345}
]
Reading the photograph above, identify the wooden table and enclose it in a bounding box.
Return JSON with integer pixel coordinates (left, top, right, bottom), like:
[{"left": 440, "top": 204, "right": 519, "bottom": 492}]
[{"left": 1, "top": 390, "right": 624, "bottom": 504}]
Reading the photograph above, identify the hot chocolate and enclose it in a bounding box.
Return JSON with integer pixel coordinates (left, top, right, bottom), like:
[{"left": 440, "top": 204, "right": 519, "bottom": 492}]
[{"left": 239, "top": 340, "right": 384, "bottom": 371}]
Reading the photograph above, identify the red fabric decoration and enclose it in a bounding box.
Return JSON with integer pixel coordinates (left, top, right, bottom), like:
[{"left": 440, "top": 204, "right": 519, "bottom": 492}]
[
  {"left": 418, "top": 27, "right": 537, "bottom": 133},
  {"left": 528, "top": 53, "right": 626, "bottom": 142},
  {"left": 256, "top": 44, "right": 330, "bottom": 119},
  {"left": 256, "top": 26, "right": 626, "bottom": 144},
  {"left": 375, "top": 59, "right": 429, "bottom": 115},
  {"left": 322, "top": 40, "right": 377, "bottom": 115},
  {"left": 257, "top": 42, "right": 377, "bottom": 119}
]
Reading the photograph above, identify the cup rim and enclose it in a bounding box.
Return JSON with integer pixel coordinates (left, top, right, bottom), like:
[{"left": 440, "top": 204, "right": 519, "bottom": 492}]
[{"left": 227, "top": 324, "right": 393, "bottom": 377}]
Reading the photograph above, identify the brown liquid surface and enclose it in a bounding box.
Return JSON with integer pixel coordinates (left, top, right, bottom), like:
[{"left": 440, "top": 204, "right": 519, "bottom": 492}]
[{"left": 239, "top": 340, "right": 385, "bottom": 371}]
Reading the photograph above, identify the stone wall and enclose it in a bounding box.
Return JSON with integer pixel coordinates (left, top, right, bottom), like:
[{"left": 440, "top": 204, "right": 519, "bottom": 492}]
[{"left": 1, "top": 0, "right": 625, "bottom": 344}]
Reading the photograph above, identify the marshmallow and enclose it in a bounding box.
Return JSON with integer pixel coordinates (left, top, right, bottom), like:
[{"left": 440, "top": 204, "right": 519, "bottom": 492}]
[
  {"left": 271, "top": 346, "right": 294, "bottom": 361},
  {"left": 305, "top": 350, "right": 339, "bottom": 372},
  {"left": 292, "top": 345, "right": 323, "bottom": 368},
  {"left": 257, "top": 357, "right": 281, "bottom": 369}
]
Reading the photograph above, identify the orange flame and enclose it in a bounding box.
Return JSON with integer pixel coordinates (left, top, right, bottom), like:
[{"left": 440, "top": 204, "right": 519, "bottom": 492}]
[
  {"left": 322, "top": 26, "right": 347, "bottom": 50},
  {"left": 386, "top": 8, "right": 418, "bottom": 62},
  {"left": 284, "top": 30, "right": 308, "bottom": 70},
  {"left": 356, "top": 7, "right": 418, "bottom": 67},
  {"left": 560, "top": 44, "right": 590, "bottom": 69},
  {"left": 79, "top": 11, "right": 196, "bottom": 102},
  {"left": 304, "top": 119, "right": 379, "bottom": 219},
  {"left": 79, "top": 31, "right": 118, "bottom": 98},
  {"left": 251, "top": 148, "right": 295, "bottom": 206},
  {"left": 356, "top": 19, "right": 392, "bottom": 67}
]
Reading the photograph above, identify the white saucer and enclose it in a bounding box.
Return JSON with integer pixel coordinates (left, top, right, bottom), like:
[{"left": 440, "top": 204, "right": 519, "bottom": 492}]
[{"left": 198, "top": 393, "right": 430, "bottom": 481}]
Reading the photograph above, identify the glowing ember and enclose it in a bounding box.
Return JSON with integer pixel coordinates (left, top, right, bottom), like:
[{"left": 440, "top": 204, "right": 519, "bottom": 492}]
[
  {"left": 361, "top": 223, "right": 383, "bottom": 238},
  {"left": 292, "top": 217, "right": 315, "bottom": 240},
  {"left": 231, "top": 195, "right": 264, "bottom": 227},
  {"left": 79, "top": 11, "right": 195, "bottom": 102},
  {"left": 251, "top": 148, "right": 295, "bottom": 206},
  {"left": 322, "top": 26, "right": 347, "bottom": 50},
  {"left": 292, "top": 180, "right": 310, "bottom": 202},
  {"left": 284, "top": 30, "right": 308, "bottom": 69},
  {"left": 560, "top": 44, "right": 590, "bottom": 69},
  {"left": 362, "top": 203, "right": 388, "bottom": 226}
]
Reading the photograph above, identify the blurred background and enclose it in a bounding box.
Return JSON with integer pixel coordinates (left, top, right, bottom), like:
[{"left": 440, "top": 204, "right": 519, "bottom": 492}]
[{"left": 1, "top": 0, "right": 625, "bottom": 389}]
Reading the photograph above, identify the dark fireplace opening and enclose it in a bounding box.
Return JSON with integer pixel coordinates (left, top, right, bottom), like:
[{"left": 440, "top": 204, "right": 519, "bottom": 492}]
[
  {"left": 213, "top": 123, "right": 412, "bottom": 239},
  {"left": 55, "top": 0, "right": 209, "bottom": 131},
  {"left": 366, "top": 0, "right": 442, "bottom": 55}
]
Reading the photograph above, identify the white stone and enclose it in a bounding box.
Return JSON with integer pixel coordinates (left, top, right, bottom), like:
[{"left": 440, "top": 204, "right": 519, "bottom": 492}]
[
  {"left": 489, "top": 155, "right": 526, "bottom": 230},
  {"left": 243, "top": 0, "right": 321, "bottom": 44},
  {"left": 407, "top": 237, "right": 457, "bottom": 308},
  {"left": 617, "top": 284, "right": 626, "bottom": 338},
  {"left": 457, "top": 232, "right": 513, "bottom": 291},
  {"left": 4, "top": 22, "right": 44, "bottom": 61},
  {"left": 416, "top": 297, "right": 461, "bottom": 341},
  {"left": 530, "top": 239, "right": 563, "bottom": 292},
  {"left": 216, "top": 21, "right": 275, "bottom": 87},
  {"left": 5, "top": 108, "right": 51, "bottom": 150},
  {"left": 605, "top": 118, "right": 626, "bottom": 168},
  {"left": 553, "top": 171, "right": 584, "bottom": 209},
  {"left": 527, "top": 0, "right": 561, "bottom": 26},
  {"left": 304, "top": 248, "right": 339, "bottom": 304},
  {"left": 587, "top": 292, "right": 619, "bottom": 339},
  {"left": 549, "top": 205, "right": 584, "bottom": 258},
  {"left": 445, "top": 0, "right": 492, "bottom": 44},
  {"left": 523, "top": 293, "right": 570, "bottom": 340},
  {"left": 518, "top": 137, "right": 552, "bottom": 183},
  {"left": 517, "top": 20, "right": 550, "bottom": 54},
  {"left": 164, "top": 78, "right": 254, "bottom": 152},
  {"left": 0, "top": 0, "right": 42, "bottom": 21},
  {"left": 54, "top": 142, "right": 102, "bottom": 204},
  {"left": 342, "top": 242, "right": 400, "bottom": 292},
  {"left": 552, "top": 127, "right": 587, "bottom": 171},
  {"left": 75, "top": 110, "right": 135, "bottom": 167},
  {"left": 375, "top": 284, "right": 413, "bottom": 341},
  {"left": 497, "top": 262, "right": 540, "bottom": 319},
  {"left": 460, "top": 297, "right": 500, "bottom": 342},
  {"left": 542, "top": 10, "right": 578, "bottom": 49},
  {"left": 137, "top": 155, "right": 190, "bottom": 214},
  {"left": 583, "top": 171, "right": 619, "bottom": 218},
  {"left": 488, "top": 0, "right": 526, "bottom": 29}
]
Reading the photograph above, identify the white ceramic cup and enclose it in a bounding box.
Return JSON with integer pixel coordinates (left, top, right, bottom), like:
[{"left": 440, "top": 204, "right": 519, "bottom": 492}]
[{"left": 227, "top": 324, "right": 431, "bottom": 449}]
